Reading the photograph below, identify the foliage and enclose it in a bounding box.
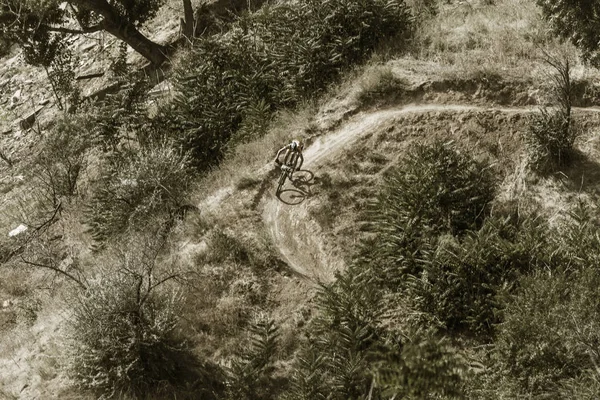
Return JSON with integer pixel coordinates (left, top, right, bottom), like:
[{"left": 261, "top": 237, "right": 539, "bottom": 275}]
[
  {"left": 362, "top": 140, "right": 496, "bottom": 284},
  {"left": 356, "top": 66, "right": 408, "bottom": 107},
  {"left": 495, "top": 268, "right": 600, "bottom": 397},
  {"left": 526, "top": 107, "right": 579, "bottom": 173},
  {"left": 525, "top": 52, "right": 580, "bottom": 173},
  {"left": 286, "top": 268, "right": 466, "bottom": 399},
  {"left": 0, "top": 0, "right": 166, "bottom": 65},
  {"left": 283, "top": 349, "right": 328, "bottom": 400},
  {"left": 0, "top": 35, "right": 14, "bottom": 57},
  {"left": 85, "top": 144, "right": 191, "bottom": 244},
  {"left": 67, "top": 235, "right": 223, "bottom": 399},
  {"left": 413, "top": 216, "right": 551, "bottom": 335},
  {"left": 32, "top": 115, "right": 92, "bottom": 206},
  {"left": 225, "top": 316, "right": 281, "bottom": 400},
  {"left": 375, "top": 331, "right": 465, "bottom": 399},
  {"left": 283, "top": 271, "right": 384, "bottom": 400},
  {"left": 537, "top": 0, "right": 600, "bottom": 66},
  {"left": 161, "top": 0, "right": 412, "bottom": 168},
  {"left": 0, "top": 0, "right": 64, "bottom": 66},
  {"left": 376, "top": 140, "right": 494, "bottom": 236},
  {"left": 77, "top": 78, "right": 151, "bottom": 152},
  {"left": 45, "top": 44, "right": 81, "bottom": 111}
]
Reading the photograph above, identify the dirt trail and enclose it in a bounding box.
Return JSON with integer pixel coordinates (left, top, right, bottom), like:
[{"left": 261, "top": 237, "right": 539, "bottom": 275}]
[{"left": 262, "top": 103, "right": 600, "bottom": 282}]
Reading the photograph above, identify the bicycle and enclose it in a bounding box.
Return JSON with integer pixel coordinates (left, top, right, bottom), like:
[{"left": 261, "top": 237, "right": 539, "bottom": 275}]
[{"left": 276, "top": 162, "right": 294, "bottom": 194}]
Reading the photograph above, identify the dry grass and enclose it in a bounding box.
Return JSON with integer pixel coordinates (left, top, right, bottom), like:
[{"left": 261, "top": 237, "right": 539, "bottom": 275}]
[{"left": 409, "top": 0, "right": 592, "bottom": 81}]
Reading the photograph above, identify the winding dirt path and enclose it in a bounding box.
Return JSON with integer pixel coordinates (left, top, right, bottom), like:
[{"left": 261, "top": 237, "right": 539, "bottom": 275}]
[{"left": 261, "top": 103, "right": 600, "bottom": 282}]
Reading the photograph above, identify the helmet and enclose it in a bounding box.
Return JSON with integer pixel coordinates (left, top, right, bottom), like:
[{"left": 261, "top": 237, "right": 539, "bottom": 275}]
[{"left": 291, "top": 140, "right": 300, "bottom": 151}]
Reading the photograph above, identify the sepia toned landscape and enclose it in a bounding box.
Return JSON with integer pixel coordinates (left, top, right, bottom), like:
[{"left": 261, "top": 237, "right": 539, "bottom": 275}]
[{"left": 2, "top": 0, "right": 600, "bottom": 398}]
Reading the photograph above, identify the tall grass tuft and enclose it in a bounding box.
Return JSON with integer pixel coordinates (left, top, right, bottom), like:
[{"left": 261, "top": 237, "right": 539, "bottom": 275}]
[{"left": 525, "top": 52, "right": 581, "bottom": 173}]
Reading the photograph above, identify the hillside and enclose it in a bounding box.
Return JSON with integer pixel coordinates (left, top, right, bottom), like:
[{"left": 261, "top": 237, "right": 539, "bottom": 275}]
[{"left": 2, "top": 0, "right": 600, "bottom": 398}]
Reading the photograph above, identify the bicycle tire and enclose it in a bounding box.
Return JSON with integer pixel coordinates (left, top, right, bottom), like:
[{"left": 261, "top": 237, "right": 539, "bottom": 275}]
[{"left": 277, "top": 168, "right": 288, "bottom": 193}]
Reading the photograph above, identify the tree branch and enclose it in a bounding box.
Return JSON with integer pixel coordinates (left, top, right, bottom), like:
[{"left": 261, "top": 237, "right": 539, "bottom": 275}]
[
  {"left": 20, "top": 256, "right": 87, "bottom": 290},
  {"left": 47, "top": 24, "right": 104, "bottom": 34}
]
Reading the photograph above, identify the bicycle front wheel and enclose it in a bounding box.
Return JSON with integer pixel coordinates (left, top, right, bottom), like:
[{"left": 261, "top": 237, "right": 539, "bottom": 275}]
[{"left": 277, "top": 169, "right": 287, "bottom": 193}]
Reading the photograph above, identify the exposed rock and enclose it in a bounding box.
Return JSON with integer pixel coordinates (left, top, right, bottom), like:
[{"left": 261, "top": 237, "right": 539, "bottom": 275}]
[
  {"left": 76, "top": 70, "right": 105, "bottom": 80},
  {"left": 11, "top": 89, "right": 21, "bottom": 105},
  {"left": 8, "top": 224, "right": 28, "bottom": 237},
  {"left": 18, "top": 106, "right": 45, "bottom": 130},
  {"left": 80, "top": 43, "right": 96, "bottom": 52}
]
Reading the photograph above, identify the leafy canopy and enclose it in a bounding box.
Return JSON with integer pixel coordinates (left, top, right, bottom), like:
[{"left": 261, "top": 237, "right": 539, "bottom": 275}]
[
  {"left": 537, "top": 0, "right": 600, "bottom": 66},
  {"left": 0, "top": 0, "right": 164, "bottom": 65}
]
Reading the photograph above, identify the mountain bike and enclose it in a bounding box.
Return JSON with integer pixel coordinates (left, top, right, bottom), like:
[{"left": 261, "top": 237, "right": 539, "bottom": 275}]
[{"left": 276, "top": 163, "right": 294, "bottom": 194}]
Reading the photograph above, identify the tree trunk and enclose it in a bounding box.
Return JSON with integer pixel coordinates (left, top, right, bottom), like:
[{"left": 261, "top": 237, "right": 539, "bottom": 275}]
[
  {"left": 182, "top": 0, "right": 194, "bottom": 40},
  {"left": 70, "top": 0, "right": 167, "bottom": 65},
  {"left": 103, "top": 22, "right": 167, "bottom": 65}
]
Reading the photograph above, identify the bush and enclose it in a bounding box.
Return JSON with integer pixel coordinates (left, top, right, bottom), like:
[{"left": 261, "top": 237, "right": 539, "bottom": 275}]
[
  {"left": 526, "top": 52, "right": 581, "bottom": 173},
  {"left": 67, "top": 235, "right": 224, "bottom": 398},
  {"left": 285, "top": 268, "right": 466, "bottom": 399},
  {"left": 32, "top": 115, "right": 93, "bottom": 205},
  {"left": 413, "top": 216, "right": 550, "bottom": 335},
  {"left": 356, "top": 66, "right": 408, "bottom": 107},
  {"left": 160, "top": 0, "right": 412, "bottom": 169},
  {"left": 379, "top": 140, "right": 494, "bottom": 236},
  {"left": 526, "top": 107, "right": 580, "bottom": 173},
  {"left": 225, "top": 317, "right": 281, "bottom": 400},
  {"left": 85, "top": 144, "right": 191, "bottom": 244},
  {"left": 362, "top": 140, "right": 496, "bottom": 283},
  {"left": 495, "top": 268, "right": 600, "bottom": 396}
]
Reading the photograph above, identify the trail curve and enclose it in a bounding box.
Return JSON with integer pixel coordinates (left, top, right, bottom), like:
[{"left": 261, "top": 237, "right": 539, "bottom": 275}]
[{"left": 261, "top": 103, "right": 600, "bottom": 283}]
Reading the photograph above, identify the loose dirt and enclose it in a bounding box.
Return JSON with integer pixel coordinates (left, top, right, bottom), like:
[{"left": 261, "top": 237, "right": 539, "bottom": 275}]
[{"left": 261, "top": 104, "right": 600, "bottom": 282}]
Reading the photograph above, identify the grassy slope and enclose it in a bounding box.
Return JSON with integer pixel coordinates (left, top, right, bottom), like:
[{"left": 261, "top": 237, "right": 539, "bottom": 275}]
[{"left": 2, "top": 0, "right": 600, "bottom": 397}]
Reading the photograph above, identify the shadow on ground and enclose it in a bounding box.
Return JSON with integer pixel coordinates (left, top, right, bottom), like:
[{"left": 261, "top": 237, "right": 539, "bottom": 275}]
[
  {"left": 277, "top": 170, "right": 316, "bottom": 205},
  {"left": 559, "top": 150, "right": 600, "bottom": 196}
]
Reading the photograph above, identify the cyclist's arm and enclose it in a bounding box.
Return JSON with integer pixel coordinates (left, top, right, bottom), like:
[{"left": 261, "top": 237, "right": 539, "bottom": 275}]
[{"left": 274, "top": 146, "right": 287, "bottom": 164}]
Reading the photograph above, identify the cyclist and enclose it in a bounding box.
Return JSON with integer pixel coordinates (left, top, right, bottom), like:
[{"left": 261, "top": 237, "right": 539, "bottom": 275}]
[{"left": 274, "top": 140, "right": 304, "bottom": 180}]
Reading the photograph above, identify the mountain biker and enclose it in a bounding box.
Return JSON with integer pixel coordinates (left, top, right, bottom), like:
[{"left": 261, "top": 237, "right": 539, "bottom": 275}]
[{"left": 274, "top": 140, "right": 304, "bottom": 180}]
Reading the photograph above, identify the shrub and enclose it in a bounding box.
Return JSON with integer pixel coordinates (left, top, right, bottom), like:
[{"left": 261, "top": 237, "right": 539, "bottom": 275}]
[
  {"left": 525, "top": 52, "right": 581, "bottom": 173},
  {"left": 67, "top": 237, "right": 223, "bottom": 398},
  {"left": 32, "top": 115, "right": 93, "bottom": 205},
  {"left": 161, "top": 0, "right": 412, "bottom": 169},
  {"left": 85, "top": 144, "right": 191, "bottom": 244},
  {"left": 46, "top": 46, "right": 80, "bottom": 111},
  {"left": 413, "top": 216, "right": 550, "bottom": 335},
  {"left": 0, "top": 36, "right": 13, "bottom": 57},
  {"left": 375, "top": 331, "right": 466, "bottom": 399},
  {"left": 356, "top": 65, "right": 408, "bottom": 107},
  {"left": 526, "top": 107, "right": 580, "bottom": 173},
  {"left": 225, "top": 316, "right": 281, "bottom": 400},
  {"left": 378, "top": 140, "right": 494, "bottom": 236},
  {"left": 495, "top": 268, "right": 600, "bottom": 396},
  {"left": 286, "top": 268, "right": 466, "bottom": 399},
  {"left": 72, "top": 78, "right": 150, "bottom": 152},
  {"left": 362, "top": 140, "right": 496, "bottom": 283}
]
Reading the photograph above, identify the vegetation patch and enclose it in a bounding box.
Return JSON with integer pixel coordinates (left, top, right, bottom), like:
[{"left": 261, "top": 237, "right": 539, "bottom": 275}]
[{"left": 159, "top": 0, "right": 412, "bottom": 168}]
